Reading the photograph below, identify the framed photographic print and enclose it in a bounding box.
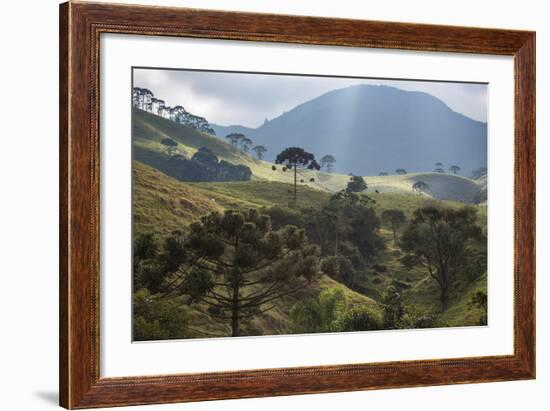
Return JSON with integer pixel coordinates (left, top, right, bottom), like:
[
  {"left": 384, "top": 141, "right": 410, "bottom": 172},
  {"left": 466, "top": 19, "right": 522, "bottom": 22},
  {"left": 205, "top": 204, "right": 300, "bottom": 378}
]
[{"left": 59, "top": 1, "right": 535, "bottom": 409}]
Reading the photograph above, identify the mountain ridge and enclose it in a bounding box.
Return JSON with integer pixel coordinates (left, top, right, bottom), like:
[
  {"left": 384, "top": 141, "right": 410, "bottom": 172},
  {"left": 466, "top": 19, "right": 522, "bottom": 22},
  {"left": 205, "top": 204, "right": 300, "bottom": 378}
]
[{"left": 213, "top": 84, "right": 486, "bottom": 176}]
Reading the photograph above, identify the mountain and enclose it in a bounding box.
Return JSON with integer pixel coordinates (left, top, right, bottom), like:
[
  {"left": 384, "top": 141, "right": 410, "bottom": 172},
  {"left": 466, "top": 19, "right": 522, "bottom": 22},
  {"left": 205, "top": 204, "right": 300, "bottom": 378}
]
[
  {"left": 216, "top": 85, "right": 487, "bottom": 176},
  {"left": 210, "top": 124, "right": 257, "bottom": 140}
]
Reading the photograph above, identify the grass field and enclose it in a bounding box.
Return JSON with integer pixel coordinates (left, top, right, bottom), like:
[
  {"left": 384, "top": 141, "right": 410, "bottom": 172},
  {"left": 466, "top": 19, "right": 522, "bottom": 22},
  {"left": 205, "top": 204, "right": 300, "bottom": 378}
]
[{"left": 132, "top": 107, "right": 488, "bottom": 338}]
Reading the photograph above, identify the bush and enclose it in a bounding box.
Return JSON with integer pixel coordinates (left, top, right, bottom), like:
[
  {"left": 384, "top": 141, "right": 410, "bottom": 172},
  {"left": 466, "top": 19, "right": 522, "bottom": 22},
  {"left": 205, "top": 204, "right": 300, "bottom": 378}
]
[{"left": 332, "top": 306, "right": 382, "bottom": 332}]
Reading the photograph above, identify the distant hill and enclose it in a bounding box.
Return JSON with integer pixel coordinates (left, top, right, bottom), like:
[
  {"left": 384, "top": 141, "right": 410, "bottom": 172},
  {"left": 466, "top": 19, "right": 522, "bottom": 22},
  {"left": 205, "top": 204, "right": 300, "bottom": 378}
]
[
  {"left": 212, "top": 85, "right": 487, "bottom": 176},
  {"left": 133, "top": 108, "right": 484, "bottom": 203},
  {"left": 210, "top": 124, "right": 257, "bottom": 140}
]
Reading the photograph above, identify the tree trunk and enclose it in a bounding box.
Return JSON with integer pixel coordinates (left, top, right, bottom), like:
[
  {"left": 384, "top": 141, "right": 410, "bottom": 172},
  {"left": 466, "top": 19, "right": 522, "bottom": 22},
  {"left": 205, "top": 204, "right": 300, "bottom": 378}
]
[
  {"left": 293, "top": 164, "right": 297, "bottom": 205},
  {"left": 231, "top": 274, "right": 240, "bottom": 337},
  {"left": 440, "top": 286, "right": 449, "bottom": 310}
]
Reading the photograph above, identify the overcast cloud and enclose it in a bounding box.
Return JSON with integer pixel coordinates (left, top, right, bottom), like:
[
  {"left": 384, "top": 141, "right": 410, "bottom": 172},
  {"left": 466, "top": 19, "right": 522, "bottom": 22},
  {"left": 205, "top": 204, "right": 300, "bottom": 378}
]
[{"left": 134, "top": 68, "right": 487, "bottom": 128}]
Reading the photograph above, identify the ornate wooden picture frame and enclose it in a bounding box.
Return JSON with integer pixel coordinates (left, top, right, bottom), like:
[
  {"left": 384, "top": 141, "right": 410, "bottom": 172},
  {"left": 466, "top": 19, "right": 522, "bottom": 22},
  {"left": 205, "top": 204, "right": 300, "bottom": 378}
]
[{"left": 59, "top": 1, "right": 535, "bottom": 408}]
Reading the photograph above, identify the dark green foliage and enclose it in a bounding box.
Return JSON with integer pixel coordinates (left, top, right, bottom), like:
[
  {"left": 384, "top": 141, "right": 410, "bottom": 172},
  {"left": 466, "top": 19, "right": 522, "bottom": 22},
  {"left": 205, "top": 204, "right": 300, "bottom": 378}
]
[
  {"left": 289, "top": 288, "right": 345, "bottom": 333},
  {"left": 333, "top": 306, "right": 381, "bottom": 332},
  {"left": 166, "top": 147, "right": 252, "bottom": 182},
  {"left": 240, "top": 136, "right": 253, "bottom": 153},
  {"left": 468, "top": 289, "right": 488, "bottom": 325},
  {"left": 412, "top": 180, "right": 430, "bottom": 194},
  {"left": 253, "top": 145, "right": 267, "bottom": 160},
  {"left": 133, "top": 288, "right": 189, "bottom": 340},
  {"left": 225, "top": 133, "right": 243, "bottom": 147},
  {"left": 449, "top": 165, "right": 461, "bottom": 174},
  {"left": 379, "top": 172, "right": 389, "bottom": 176},
  {"left": 321, "top": 255, "right": 357, "bottom": 288},
  {"left": 263, "top": 206, "right": 304, "bottom": 230},
  {"left": 346, "top": 175, "right": 367, "bottom": 192},
  {"left": 160, "top": 137, "right": 178, "bottom": 156},
  {"left": 395, "top": 169, "right": 407, "bottom": 175},
  {"left": 382, "top": 286, "right": 404, "bottom": 329},
  {"left": 400, "top": 205, "right": 485, "bottom": 309},
  {"left": 302, "top": 191, "right": 384, "bottom": 262},
  {"left": 159, "top": 209, "right": 320, "bottom": 336},
  {"left": 381, "top": 209, "right": 407, "bottom": 245},
  {"left": 320, "top": 154, "right": 336, "bottom": 173},
  {"left": 275, "top": 147, "right": 320, "bottom": 205}
]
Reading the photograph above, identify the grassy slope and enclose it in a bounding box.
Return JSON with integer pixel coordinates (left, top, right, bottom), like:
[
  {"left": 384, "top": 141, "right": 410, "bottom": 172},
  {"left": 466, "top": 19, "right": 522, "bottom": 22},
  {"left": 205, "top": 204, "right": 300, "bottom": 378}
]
[
  {"left": 133, "top": 109, "right": 487, "bottom": 334},
  {"left": 133, "top": 108, "right": 484, "bottom": 203},
  {"left": 133, "top": 160, "right": 379, "bottom": 337}
]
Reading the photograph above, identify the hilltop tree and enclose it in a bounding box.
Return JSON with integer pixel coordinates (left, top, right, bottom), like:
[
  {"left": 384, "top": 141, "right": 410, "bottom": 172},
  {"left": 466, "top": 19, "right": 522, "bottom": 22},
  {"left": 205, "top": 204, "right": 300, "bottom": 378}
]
[
  {"left": 252, "top": 145, "right": 267, "bottom": 160},
  {"left": 400, "top": 206, "right": 484, "bottom": 309},
  {"left": 320, "top": 154, "right": 336, "bottom": 173},
  {"left": 275, "top": 147, "right": 320, "bottom": 205},
  {"left": 395, "top": 169, "right": 407, "bottom": 175},
  {"left": 449, "top": 165, "right": 461, "bottom": 174},
  {"left": 412, "top": 180, "right": 430, "bottom": 194},
  {"left": 346, "top": 175, "right": 367, "bottom": 193},
  {"left": 240, "top": 136, "right": 253, "bottom": 153},
  {"left": 160, "top": 209, "right": 320, "bottom": 337},
  {"left": 225, "top": 133, "right": 243, "bottom": 147},
  {"left": 435, "top": 162, "right": 444, "bottom": 168},
  {"left": 382, "top": 209, "right": 407, "bottom": 245},
  {"left": 161, "top": 138, "right": 178, "bottom": 157},
  {"left": 434, "top": 167, "right": 445, "bottom": 173},
  {"left": 379, "top": 172, "right": 389, "bottom": 176}
]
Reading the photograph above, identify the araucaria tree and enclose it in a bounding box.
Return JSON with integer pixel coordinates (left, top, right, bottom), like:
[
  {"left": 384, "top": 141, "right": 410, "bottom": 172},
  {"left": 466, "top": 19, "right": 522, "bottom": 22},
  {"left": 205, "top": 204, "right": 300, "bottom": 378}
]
[
  {"left": 161, "top": 138, "right": 178, "bottom": 156},
  {"left": 275, "top": 147, "right": 320, "bottom": 205},
  {"left": 381, "top": 209, "right": 407, "bottom": 245},
  {"left": 240, "top": 137, "right": 253, "bottom": 153},
  {"left": 400, "top": 206, "right": 484, "bottom": 309},
  {"left": 395, "top": 168, "right": 407, "bottom": 175},
  {"left": 449, "top": 165, "right": 461, "bottom": 174},
  {"left": 225, "top": 133, "right": 243, "bottom": 147},
  {"left": 252, "top": 145, "right": 267, "bottom": 160},
  {"left": 162, "top": 209, "right": 320, "bottom": 337},
  {"left": 412, "top": 180, "right": 429, "bottom": 194},
  {"left": 320, "top": 154, "right": 336, "bottom": 173},
  {"left": 346, "top": 175, "right": 367, "bottom": 192}
]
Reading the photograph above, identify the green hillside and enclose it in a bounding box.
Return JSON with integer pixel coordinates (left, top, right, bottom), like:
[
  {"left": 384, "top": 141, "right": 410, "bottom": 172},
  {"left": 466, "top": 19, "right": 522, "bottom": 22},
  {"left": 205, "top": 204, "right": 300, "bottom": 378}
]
[
  {"left": 132, "top": 108, "right": 487, "bottom": 339},
  {"left": 133, "top": 108, "right": 484, "bottom": 203}
]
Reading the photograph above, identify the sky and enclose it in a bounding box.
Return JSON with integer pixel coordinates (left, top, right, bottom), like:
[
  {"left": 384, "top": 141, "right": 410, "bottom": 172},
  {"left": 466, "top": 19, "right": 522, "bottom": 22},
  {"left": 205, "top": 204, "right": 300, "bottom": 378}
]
[{"left": 133, "top": 68, "right": 488, "bottom": 128}]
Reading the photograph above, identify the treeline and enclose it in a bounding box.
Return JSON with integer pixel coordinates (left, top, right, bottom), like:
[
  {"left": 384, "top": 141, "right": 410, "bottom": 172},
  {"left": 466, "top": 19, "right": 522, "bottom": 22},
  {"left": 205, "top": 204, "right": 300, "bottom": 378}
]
[{"left": 165, "top": 147, "right": 252, "bottom": 182}]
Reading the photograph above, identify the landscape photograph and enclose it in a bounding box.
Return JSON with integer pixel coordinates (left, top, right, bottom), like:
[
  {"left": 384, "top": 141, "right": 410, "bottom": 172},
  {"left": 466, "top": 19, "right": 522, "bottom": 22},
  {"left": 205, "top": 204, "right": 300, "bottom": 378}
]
[{"left": 131, "top": 68, "right": 488, "bottom": 341}]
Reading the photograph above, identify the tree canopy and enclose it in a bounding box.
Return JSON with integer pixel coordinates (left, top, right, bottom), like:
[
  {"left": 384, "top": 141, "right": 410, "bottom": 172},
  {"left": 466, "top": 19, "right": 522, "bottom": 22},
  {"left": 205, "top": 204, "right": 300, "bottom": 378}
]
[
  {"left": 275, "top": 147, "right": 320, "bottom": 205},
  {"left": 252, "top": 145, "right": 267, "bottom": 160},
  {"left": 320, "top": 154, "right": 336, "bottom": 173},
  {"left": 158, "top": 209, "right": 321, "bottom": 336},
  {"left": 381, "top": 209, "right": 407, "bottom": 245},
  {"left": 160, "top": 138, "right": 178, "bottom": 156},
  {"left": 400, "top": 206, "right": 485, "bottom": 309},
  {"left": 346, "top": 175, "right": 367, "bottom": 193}
]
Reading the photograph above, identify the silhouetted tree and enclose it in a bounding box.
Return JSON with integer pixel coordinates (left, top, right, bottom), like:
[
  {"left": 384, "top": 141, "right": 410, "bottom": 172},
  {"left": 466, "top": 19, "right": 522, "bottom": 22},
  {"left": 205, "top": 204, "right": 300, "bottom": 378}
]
[
  {"left": 449, "top": 165, "right": 461, "bottom": 174},
  {"left": 275, "top": 147, "right": 320, "bottom": 205},
  {"left": 379, "top": 172, "right": 389, "bottom": 176},
  {"left": 395, "top": 169, "right": 407, "bottom": 175},
  {"left": 434, "top": 167, "right": 445, "bottom": 173},
  {"left": 400, "top": 206, "right": 484, "bottom": 309},
  {"left": 320, "top": 154, "right": 336, "bottom": 173},
  {"left": 346, "top": 175, "right": 367, "bottom": 193},
  {"left": 240, "top": 136, "right": 253, "bottom": 153},
  {"left": 382, "top": 209, "right": 407, "bottom": 245},
  {"left": 252, "top": 145, "right": 267, "bottom": 160},
  {"left": 161, "top": 138, "right": 178, "bottom": 156},
  {"left": 435, "top": 162, "right": 444, "bottom": 168},
  {"left": 225, "top": 133, "right": 243, "bottom": 147},
  {"left": 412, "top": 180, "right": 430, "bottom": 194},
  {"left": 161, "top": 209, "right": 320, "bottom": 336}
]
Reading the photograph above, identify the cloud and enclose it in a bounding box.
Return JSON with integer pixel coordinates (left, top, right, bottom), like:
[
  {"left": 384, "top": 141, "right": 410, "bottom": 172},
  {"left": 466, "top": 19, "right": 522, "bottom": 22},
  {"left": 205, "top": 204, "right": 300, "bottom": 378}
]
[{"left": 133, "top": 68, "right": 487, "bottom": 127}]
